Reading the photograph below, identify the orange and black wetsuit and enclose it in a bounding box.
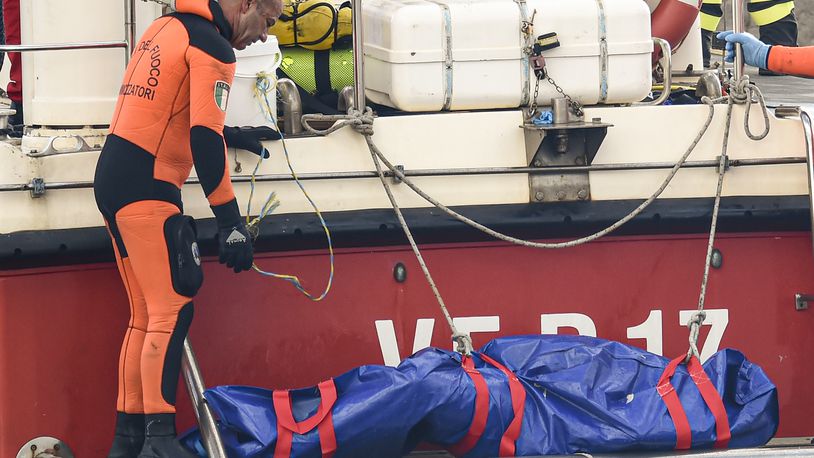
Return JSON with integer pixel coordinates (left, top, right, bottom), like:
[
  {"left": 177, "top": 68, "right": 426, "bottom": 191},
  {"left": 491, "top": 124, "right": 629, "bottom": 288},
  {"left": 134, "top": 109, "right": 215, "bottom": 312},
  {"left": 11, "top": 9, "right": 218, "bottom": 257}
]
[
  {"left": 768, "top": 46, "right": 814, "bottom": 77},
  {"left": 94, "top": 0, "right": 243, "bottom": 420}
]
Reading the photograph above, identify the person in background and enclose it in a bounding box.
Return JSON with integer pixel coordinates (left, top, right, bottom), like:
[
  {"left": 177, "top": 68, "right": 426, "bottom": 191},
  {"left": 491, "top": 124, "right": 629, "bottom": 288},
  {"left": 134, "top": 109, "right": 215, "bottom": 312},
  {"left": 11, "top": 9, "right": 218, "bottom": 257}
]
[
  {"left": 718, "top": 30, "right": 813, "bottom": 78},
  {"left": 94, "top": 0, "right": 282, "bottom": 456},
  {"left": 0, "top": 3, "right": 5, "bottom": 76},
  {"left": 700, "top": 0, "right": 796, "bottom": 73},
  {"left": 2, "top": 0, "right": 22, "bottom": 129}
]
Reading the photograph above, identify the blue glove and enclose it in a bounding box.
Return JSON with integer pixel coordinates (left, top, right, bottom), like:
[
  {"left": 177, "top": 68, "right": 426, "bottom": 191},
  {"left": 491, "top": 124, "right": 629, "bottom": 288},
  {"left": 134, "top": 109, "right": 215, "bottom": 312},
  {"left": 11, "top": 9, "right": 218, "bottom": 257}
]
[{"left": 717, "top": 31, "right": 770, "bottom": 69}]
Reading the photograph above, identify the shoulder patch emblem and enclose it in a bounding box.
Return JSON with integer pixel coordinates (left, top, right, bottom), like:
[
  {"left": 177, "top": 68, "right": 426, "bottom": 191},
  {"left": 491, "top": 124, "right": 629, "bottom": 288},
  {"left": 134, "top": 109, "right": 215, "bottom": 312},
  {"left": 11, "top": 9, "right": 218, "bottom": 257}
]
[{"left": 214, "top": 81, "right": 230, "bottom": 112}]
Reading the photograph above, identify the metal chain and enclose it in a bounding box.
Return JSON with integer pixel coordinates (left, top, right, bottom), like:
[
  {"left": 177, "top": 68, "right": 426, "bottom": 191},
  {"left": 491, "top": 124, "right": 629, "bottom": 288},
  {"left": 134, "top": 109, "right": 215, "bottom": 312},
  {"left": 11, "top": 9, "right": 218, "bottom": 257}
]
[
  {"left": 521, "top": 7, "right": 538, "bottom": 117},
  {"left": 528, "top": 72, "right": 584, "bottom": 119},
  {"left": 529, "top": 77, "right": 541, "bottom": 117},
  {"left": 546, "top": 75, "right": 584, "bottom": 118}
]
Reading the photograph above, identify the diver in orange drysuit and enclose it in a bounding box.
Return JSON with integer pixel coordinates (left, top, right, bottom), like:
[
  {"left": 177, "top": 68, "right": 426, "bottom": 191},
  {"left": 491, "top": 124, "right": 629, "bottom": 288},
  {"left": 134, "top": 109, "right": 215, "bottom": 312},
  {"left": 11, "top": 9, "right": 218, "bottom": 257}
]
[
  {"left": 93, "top": 0, "right": 282, "bottom": 456},
  {"left": 719, "top": 31, "right": 814, "bottom": 77}
]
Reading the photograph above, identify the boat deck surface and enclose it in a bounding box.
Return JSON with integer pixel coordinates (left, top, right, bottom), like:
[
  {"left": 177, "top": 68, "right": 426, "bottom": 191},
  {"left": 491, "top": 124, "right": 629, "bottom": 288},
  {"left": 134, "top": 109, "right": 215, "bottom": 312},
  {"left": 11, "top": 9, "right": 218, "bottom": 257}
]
[{"left": 746, "top": 66, "right": 814, "bottom": 107}]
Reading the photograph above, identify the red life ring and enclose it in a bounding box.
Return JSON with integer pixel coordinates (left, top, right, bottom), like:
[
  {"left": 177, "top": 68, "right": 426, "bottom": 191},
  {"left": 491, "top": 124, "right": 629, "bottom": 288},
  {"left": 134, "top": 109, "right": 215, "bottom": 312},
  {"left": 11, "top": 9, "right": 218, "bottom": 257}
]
[{"left": 650, "top": 0, "right": 703, "bottom": 62}]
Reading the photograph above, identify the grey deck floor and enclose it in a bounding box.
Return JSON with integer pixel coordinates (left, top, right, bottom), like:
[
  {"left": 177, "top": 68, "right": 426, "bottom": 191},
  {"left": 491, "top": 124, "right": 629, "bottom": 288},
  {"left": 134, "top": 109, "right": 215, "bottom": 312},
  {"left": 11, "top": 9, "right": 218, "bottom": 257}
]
[{"left": 746, "top": 66, "right": 814, "bottom": 106}]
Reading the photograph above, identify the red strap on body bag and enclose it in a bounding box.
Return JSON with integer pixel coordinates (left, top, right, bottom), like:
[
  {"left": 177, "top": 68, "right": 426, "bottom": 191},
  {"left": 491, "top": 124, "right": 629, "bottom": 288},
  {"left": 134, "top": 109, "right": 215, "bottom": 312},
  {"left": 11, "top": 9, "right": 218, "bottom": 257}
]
[
  {"left": 448, "top": 353, "right": 526, "bottom": 457},
  {"left": 273, "top": 379, "right": 338, "bottom": 458},
  {"left": 657, "top": 355, "right": 731, "bottom": 450}
]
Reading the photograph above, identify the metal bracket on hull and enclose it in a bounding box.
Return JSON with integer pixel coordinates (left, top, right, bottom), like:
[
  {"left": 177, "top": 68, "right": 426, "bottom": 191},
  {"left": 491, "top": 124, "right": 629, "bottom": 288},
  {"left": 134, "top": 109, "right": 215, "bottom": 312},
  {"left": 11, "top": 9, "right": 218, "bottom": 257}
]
[
  {"left": 29, "top": 178, "right": 45, "bottom": 198},
  {"left": 525, "top": 119, "right": 611, "bottom": 203},
  {"left": 15, "top": 436, "right": 74, "bottom": 458},
  {"left": 27, "top": 135, "right": 99, "bottom": 158},
  {"left": 794, "top": 294, "right": 812, "bottom": 311},
  {"left": 774, "top": 105, "right": 801, "bottom": 119}
]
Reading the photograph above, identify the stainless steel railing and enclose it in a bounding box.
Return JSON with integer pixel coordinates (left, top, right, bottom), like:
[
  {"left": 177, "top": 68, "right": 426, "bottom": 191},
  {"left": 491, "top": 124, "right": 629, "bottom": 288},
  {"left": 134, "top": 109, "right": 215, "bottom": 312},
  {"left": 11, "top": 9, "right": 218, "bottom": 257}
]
[
  {"left": 182, "top": 339, "right": 228, "bottom": 458},
  {"left": 634, "top": 38, "right": 672, "bottom": 107},
  {"left": 0, "top": 41, "right": 128, "bottom": 52},
  {"left": 352, "top": 0, "right": 365, "bottom": 111},
  {"left": 0, "top": 156, "right": 807, "bottom": 193},
  {"left": 732, "top": 0, "right": 746, "bottom": 80},
  {"left": 800, "top": 110, "right": 814, "bottom": 261},
  {"left": 0, "top": 0, "right": 134, "bottom": 62}
]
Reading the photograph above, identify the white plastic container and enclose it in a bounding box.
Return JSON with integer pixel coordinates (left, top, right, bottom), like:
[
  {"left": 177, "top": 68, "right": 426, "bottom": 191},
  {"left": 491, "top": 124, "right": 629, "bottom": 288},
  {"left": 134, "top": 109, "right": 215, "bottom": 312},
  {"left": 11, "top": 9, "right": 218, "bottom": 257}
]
[
  {"left": 21, "top": 0, "right": 127, "bottom": 126},
  {"left": 226, "top": 36, "right": 282, "bottom": 128},
  {"left": 362, "top": 0, "right": 653, "bottom": 111}
]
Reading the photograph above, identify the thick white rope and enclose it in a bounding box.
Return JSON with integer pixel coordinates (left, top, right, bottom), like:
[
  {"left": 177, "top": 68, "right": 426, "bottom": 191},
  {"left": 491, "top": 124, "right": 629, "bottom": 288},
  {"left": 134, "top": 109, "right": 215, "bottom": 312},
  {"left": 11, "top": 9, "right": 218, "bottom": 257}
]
[
  {"left": 303, "top": 106, "right": 716, "bottom": 249},
  {"left": 301, "top": 75, "right": 770, "bottom": 359},
  {"left": 686, "top": 76, "right": 769, "bottom": 362},
  {"left": 303, "top": 110, "right": 472, "bottom": 354}
]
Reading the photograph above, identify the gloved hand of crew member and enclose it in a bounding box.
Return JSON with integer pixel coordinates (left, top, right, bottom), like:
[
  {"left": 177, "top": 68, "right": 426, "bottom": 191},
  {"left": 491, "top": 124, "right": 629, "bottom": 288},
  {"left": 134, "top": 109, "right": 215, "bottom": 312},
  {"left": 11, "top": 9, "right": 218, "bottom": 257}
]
[
  {"left": 717, "top": 31, "right": 771, "bottom": 69},
  {"left": 223, "top": 126, "right": 281, "bottom": 159},
  {"left": 216, "top": 221, "right": 254, "bottom": 273}
]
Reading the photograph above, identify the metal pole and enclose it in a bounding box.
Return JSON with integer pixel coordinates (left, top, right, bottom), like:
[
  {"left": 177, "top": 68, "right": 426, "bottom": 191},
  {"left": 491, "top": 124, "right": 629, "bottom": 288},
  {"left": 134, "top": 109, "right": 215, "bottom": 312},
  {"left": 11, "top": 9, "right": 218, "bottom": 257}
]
[
  {"left": 182, "top": 339, "right": 228, "bottom": 458},
  {"left": 276, "top": 79, "right": 304, "bottom": 134},
  {"left": 0, "top": 41, "right": 128, "bottom": 52},
  {"left": 351, "top": 0, "right": 365, "bottom": 112},
  {"left": 801, "top": 111, "right": 814, "bottom": 262},
  {"left": 634, "top": 38, "right": 672, "bottom": 106},
  {"left": 1, "top": 157, "right": 807, "bottom": 192},
  {"left": 732, "top": 0, "right": 746, "bottom": 80},
  {"left": 125, "top": 0, "right": 137, "bottom": 64}
]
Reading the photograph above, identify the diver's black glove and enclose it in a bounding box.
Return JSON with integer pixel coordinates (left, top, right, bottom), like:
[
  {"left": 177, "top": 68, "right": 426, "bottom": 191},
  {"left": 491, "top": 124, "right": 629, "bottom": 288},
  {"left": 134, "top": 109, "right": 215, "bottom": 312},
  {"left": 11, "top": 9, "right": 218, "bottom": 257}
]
[
  {"left": 223, "top": 126, "right": 281, "bottom": 159},
  {"left": 212, "top": 199, "right": 254, "bottom": 273}
]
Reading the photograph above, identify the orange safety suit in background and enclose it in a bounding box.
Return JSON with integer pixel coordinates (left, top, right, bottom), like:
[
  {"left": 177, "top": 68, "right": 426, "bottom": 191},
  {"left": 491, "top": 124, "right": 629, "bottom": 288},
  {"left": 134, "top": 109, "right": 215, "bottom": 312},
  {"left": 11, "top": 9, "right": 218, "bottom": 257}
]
[
  {"left": 94, "top": 0, "right": 248, "bottom": 422},
  {"left": 767, "top": 46, "right": 814, "bottom": 78}
]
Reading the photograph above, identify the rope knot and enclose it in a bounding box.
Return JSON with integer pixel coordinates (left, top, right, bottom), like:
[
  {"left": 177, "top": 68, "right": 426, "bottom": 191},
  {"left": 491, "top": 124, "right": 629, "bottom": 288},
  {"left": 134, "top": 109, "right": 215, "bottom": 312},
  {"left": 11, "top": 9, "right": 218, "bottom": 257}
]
[
  {"left": 687, "top": 310, "right": 706, "bottom": 328},
  {"left": 729, "top": 75, "right": 751, "bottom": 104},
  {"left": 453, "top": 332, "right": 473, "bottom": 356},
  {"left": 685, "top": 310, "right": 706, "bottom": 362},
  {"left": 347, "top": 107, "right": 375, "bottom": 136}
]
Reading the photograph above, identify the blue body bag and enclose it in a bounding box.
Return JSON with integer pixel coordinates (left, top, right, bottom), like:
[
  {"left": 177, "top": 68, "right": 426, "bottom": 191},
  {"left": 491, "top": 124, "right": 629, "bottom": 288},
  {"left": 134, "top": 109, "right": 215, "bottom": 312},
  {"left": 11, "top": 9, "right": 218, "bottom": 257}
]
[{"left": 184, "top": 335, "right": 778, "bottom": 457}]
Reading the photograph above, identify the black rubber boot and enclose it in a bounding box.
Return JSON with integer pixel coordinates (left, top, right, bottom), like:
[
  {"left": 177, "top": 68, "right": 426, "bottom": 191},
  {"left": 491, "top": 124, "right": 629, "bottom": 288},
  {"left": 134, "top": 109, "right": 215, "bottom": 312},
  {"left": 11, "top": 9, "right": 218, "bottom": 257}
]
[
  {"left": 8, "top": 100, "right": 22, "bottom": 138},
  {"left": 137, "top": 413, "right": 199, "bottom": 458},
  {"left": 107, "top": 412, "right": 145, "bottom": 458}
]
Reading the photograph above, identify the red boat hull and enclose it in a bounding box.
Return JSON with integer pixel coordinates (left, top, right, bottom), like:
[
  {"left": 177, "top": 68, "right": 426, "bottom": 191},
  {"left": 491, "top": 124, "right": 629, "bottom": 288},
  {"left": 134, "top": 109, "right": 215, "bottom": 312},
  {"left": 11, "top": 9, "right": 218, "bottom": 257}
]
[{"left": 1, "top": 232, "right": 812, "bottom": 456}]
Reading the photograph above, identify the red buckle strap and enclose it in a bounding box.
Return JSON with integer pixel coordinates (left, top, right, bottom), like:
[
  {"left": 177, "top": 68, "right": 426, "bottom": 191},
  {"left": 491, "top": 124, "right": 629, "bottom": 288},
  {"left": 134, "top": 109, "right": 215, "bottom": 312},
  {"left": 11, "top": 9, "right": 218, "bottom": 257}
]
[
  {"left": 273, "top": 379, "right": 338, "bottom": 458},
  {"left": 448, "top": 356, "right": 490, "bottom": 457},
  {"left": 479, "top": 353, "right": 526, "bottom": 457},
  {"left": 687, "top": 356, "right": 731, "bottom": 448},
  {"left": 657, "top": 356, "right": 693, "bottom": 450},
  {"left": 657, "top": 355, "right": 731, "bottom": 450},
  {"left": 448, "top": 354, "right": 526, "bottom": 457}
]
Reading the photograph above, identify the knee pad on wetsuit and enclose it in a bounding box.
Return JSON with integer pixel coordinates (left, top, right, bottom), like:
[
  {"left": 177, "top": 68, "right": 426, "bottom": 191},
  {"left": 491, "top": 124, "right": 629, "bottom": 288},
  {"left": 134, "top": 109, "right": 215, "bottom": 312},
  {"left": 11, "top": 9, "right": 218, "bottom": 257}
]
[{"left": 164, "top": 214, "right": 204, "bottom": 297}]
